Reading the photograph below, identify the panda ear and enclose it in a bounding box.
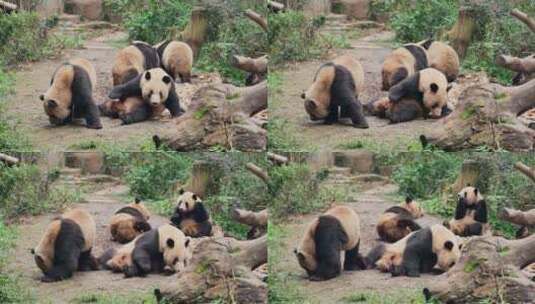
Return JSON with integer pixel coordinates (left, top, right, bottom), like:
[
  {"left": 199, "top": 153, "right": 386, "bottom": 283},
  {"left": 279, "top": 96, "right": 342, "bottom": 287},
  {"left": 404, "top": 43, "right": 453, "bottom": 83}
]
[
  {"left": 39, "top": 94, "right": 45, "bottom": 101},
  {"left": 430, "top": 83, "right": 439, "bottom": 93},
  {"left": 145, "top": 71, "right": 151, "bottom": 80},
  {"left": 467, "top": 183, "right": 471, "bottom": 187},
  {"left": 162, "top": 75, "right": 171, "bottom": 84},
  {"left": 444, "top": 241, "right": 454, "bottom": 251},
  {"left": 179, "top": 188, "right": 184, "bottom": 195},
  {"left": 135, "top": 197, "right": 141, "bottom": 204},
  {"left": 30, "top": 248, "right": 35, "bottom": 255},
  {"left": 185, "top": 237, "right": 191, "bottom": 248},
  {"left": 301, "top": 92, "right": 306, "bottom": 99},
  {"left": 474, "top": 188, "right": 478, "bottom": 196},
  {"left": 166, "top": 238, "right": 175, "bottom": 248},
  {"left": 192, "top": 194, "right": 198, "bottom": 200},
  {"left": 405, "top": 197, "right": 412, "bottom": 204}
]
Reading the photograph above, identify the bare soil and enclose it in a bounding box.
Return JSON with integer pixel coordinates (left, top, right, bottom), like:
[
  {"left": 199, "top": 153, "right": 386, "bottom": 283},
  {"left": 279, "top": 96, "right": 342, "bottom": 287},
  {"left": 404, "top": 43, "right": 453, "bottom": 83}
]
[
  {"left": 6, "top": 179, "right": 172, "bottom": 303},
  {"left": 271, "top": 30, "right": 439, "bottom": 151},
  {"left": 274, "top": 180, "right": 444, "bottom": 303}
]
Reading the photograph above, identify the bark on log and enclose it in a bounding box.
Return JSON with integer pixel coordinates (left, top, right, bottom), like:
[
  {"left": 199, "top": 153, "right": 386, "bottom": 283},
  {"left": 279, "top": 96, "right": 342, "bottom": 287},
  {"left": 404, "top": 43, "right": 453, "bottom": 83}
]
[
  {"left": 511, "top": 9, "right": 535, "bottom": 33},
  {"left": 446, "top": 6, "right": 476, "bottom": 59},
  {"left": 267, "top": 152, "right": 288, "bottom": 165},
  {"left": 246, "top": 163, "right": 269, "bottom": 183},
  {"left": 421, "top": 79, "right": 535, "bottom": 151},
  {"left": 425, "top": 235, "right": 535, "bottom": 303},
  {"left": 514, "top": 161, "right": 535, "bottom": 182},
  {"left": 500, "top": 208, "right": 535, "bottom": 227},
  {"left": 0, "top": 153, "right": 19, "bottom": 165},
  {"left": 155, "top": 235, "right": 267, "bottom": 304},
  {"left": 245, "top": 9, "right": 267, "bottom": 32},
  {"left": 231, "top": 55, "right": 268, "bottom": 74},
  {"left": 154, "top": 81, "right": 267, "bottom": 151},
  {"left": 179, "top": 7, "right": 208, "bottom": 58}
]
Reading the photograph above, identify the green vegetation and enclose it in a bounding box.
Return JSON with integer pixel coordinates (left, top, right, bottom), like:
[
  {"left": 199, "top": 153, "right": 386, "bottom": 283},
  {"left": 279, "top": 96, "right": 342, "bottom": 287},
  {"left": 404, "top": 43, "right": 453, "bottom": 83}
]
[
  {"left": 340, "top": 289, "right": 426, "bottom": 304},
  {"left": 370, "top": 0, "right": 535, "bottom": 84},
  {"left": 71, "top": 292, "right": 157, "bottom": 304}
]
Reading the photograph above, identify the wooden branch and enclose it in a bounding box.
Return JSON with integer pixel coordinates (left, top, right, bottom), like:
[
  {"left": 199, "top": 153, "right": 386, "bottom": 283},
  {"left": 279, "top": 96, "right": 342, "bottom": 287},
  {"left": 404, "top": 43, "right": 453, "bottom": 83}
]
[
  {"left": 246, "top": 163, "right": 268, "bottom": 183},
  {"left": 231, "top": 55, "right": 268, "bottom": 74},
  {"left": 496, "top": 54, "right": 535, "bottom": 74},
  {"left": 0, "top": 1, "right": 17, "bottom": 11},
  {"left": 268, "top": 1, "right": 285, "bottom": 12},
  {"left": 500, "top": 208, "right": 535, "bottom": 227},
  {"left": 514, "top": 162, "right": 535, "bottom": 182},
  {"left": 267, "top": 152, "right": 288, "bottom": 165},
  {"left": 511, "top": 9, "right": 535, "bottom": 33},
  {"left": 0, "top": 153, "right": 19, "bottom": 165},
  {"left": 245, "top": 9, "right": 267, "bottom": 32},
  {"left": 232, "top": 208, "right": 268, "bottom": 228}
]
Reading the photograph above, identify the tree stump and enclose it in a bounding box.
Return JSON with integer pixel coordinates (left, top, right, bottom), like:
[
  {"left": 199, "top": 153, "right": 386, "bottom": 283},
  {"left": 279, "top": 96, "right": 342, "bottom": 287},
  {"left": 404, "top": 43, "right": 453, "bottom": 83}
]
[
  {"left": 425, "top": 235, "right": 535, "bottom": 303},
  {"left": 186, "top": 160, "right": 220, "bottom": 198},
  {"left": 422, "top": 79, "right": 535, "bottom": 151},
  {"left": 451, "top": 159, "right": 483, "bottom": 193},
  {"left": 179, "top": 7, "right": 208, "bottom": 58},
  {"left": 446, "top": 6, "right": 476, "bottom": 59}
]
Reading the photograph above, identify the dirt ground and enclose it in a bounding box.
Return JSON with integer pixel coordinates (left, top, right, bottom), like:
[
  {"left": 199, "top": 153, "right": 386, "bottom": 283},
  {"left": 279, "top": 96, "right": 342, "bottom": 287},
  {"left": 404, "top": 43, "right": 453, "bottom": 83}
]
[
  {"left": 4, "top": 29, "right": 220, "bottom": 151},
  {"left": 273, "top": 180, "right": 444, "bottom": 303},
  {"left": 6, "top": 179, "right": 172, "bottom": 303},
  {"left": 271, "top": 30, "right": 439, "bottom": 151}
]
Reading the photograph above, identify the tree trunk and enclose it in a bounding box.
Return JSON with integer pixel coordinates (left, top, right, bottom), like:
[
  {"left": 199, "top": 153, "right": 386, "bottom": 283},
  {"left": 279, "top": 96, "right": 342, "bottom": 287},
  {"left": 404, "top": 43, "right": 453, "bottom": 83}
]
[
  {"left": 155, "top": 236, "right": 267, "bottom": 304},
  {"left": 421, "top": 79, "right": 535, "bottom": 151},
  {"left": 154, "top": 81, "right": 267, "bottom": 151},
  {"left": 425, "top": 235, "right": 535, "bottom": 303},
  {"left": 179, "top": 7, "right": 208, "bottom": 58},
  {"left": 451, "top": 159, "right": 483, "bottom": 193},
  {"left": 446, "top": 6, "right": 477, "bottom": 59},
  {"left": 186, "top": 160, "right": 220, "bottom": 198}
]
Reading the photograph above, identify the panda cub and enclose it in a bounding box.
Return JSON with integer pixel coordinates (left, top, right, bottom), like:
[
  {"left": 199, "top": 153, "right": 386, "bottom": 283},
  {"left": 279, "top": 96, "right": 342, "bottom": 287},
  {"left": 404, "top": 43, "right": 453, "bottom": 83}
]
[
  {"left": 155, "top": 40, "right": 194, "bottom": 83},
  {"left": 99, "top": 224, "right": 192, "bottom": 277},
  {"left": 444, "top": 186, "right": 489, "bottom": 237},
  {"left": 109, "top": 198, "right": 151, "bottom": 243},
  {"left": 377, "top": 197, "right": 424, "bottom": 243},
  {"left": 418, "top": 39, "right": 460, "bottom": 83},
  {"left": 382, "top": 43, "right": 428, "bottom": 90},
  {"left": 170, "top": 189, "right": 212, "bottom": 238},
  {"left": 367, "top": 224, "right": 460, "bottom": 277},
  {"left": 40, "top": 58, "right": 102, "bottom": 129},
  {"left": 387, "top": 68, "right": 452, "bottom": 123},
  {"left": 301, "top": 55, "right": 369, "bottom": 128},
  {"left": 112, "top": 42, "right": 160, "bottom": 86},
  {"left": 31, "top": 208, "right": 98, "bottom": 282},
  {"left": 108, "top": 68, "right": 184, "bottom": 122},
  {"left": 294, "top": 206, "right": 366, "bottom": 281}
]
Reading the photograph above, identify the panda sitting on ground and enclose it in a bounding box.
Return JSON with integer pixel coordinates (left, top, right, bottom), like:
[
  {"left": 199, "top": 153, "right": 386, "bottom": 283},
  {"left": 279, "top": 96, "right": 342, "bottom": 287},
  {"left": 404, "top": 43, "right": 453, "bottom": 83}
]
[
  {"left": 381, "top": 43, "right": 429, "bottom": 90},
  {"left": 31, "top": 208, "right": 98, "bottom": 282},
  {"left": 109, "top": 198, "right": 152, "bottom": 243},
  {"left": 154, "top": 40, "right": 194, "bottom": 83},
  {"left": 170, "top": 189, "right": 212, "bottom": 238},
  {"left": 99, "top": 224, "right": 192, "bottom": 277},
  {"left": 444, "top": 185, "right": 490, "bottom": 237},
  {"left": 366, "top": 224, "right": 460, "bottom": 277},
  {"left": 107, "top": 68, "right": 184, "bottom": 124},
  {"left": 301, "top": 55, "right": 369, "bottom": 129},
  {"left": 417, "top": 39, "right": 460, "bottom": 83},
  {"left": 294, "top": 206, "right": 366, "bottom": 281},
  {"left": 40, "top": 58, "right": 102, "bottom": 129},
  {"left": 377, "top": 197, "right": 424, "bottom": 243}
]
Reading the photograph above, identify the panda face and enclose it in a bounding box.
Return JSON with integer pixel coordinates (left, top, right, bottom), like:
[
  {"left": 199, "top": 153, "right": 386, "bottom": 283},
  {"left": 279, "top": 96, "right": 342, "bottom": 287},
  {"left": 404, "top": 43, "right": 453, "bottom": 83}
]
[
  {"left": 40, "top": 91, "right": 72, "bottom": 123},
  {"left": 140, "top": 68, "right": 172, "bottom": 107},
  {"left": 159, "top": 224, "right": 192, "bottom": 274},
  {"left": 294, "top": 248, "right": 317, "bottom": 274},
  {"left": 404, "top": 197, "right": 424, "bottom": 218},
  {"left": 177, "top": 190, "right": 202, "bottom": 214},
  {"left": 302, "top": 92, "right": 329, "bottom": 120},
  {"left": 458, "top": 186, "right": 481, "bottom": 205},
  {"left": 419, "top": 68, "right": 448, "bottom": 118},
  {"left": 435, "top": 239, "right": 460, "bottom": 271},
  {"left": 302, "top": 66, "right": 334, "bottom": 120}
]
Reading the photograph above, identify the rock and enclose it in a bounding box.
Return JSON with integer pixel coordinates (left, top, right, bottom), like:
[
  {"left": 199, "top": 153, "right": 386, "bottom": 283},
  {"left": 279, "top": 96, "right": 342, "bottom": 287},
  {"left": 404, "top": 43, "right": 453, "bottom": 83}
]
[
  {"left": 333, "top": 150, "right": 376, "bottom": 174},
  {"left": 65, "top": 0, "right": 102, "bottom": 21},
  {"left": 64, "top": 151, "right": 105, "bottom": 174}
]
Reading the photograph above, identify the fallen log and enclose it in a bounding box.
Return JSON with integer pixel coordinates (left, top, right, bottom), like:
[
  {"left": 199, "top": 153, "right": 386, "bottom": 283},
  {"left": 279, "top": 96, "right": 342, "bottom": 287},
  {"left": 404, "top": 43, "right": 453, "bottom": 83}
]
[
  {"left": 153, "top": 81, "right": 267, "bottom": 151},
  {"left": 421, "top": 79, "right": 535, "bottom": 151},
  {"left": 231, "top": 55, "right": 268, "bottom": 74},
  {"left": 496, "top": 54, "right": 535, "bottom": 85},
  {"left": 0, "top": 153, "right": 19, "bottom": 165},
  {"left": 500, "top": 208, "right": 535, "bottom": 227},
  {"left": 267, "top": 1, "right": 284, "bottom": 13},
  {"left": 514, "top": 161, "right": 535, "bottom": 182},
  {"left": 155, "top": 235, "right": 267, "bottom": 304},
  {"left": 246, "top": 163, "right": 269, "bottom": 183},
  {"left": 232, "top": 208, "right": 268, "bottom": 239},
  {"left": 0, "top": 1, "right": 17, "bottom": 12},
  {"left": 267, "top": 152, "right": 288, "bottom": 165},
  {"left": 511, "top": 9, "right": 535, "bottom": 33},
  {"left": 424, "top": 235, "right": 535, "bottom": 303},
  {"left": 245, "top": 9, "right": 267, "bottom": 32}
]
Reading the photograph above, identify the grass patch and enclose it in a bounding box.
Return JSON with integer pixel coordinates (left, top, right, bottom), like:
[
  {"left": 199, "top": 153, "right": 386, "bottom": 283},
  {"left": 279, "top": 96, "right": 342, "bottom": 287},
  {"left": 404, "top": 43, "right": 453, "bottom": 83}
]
[
  {"left": 70, "top": 292, "right": 157, "bottom": 304},
  {"left": 341, "top": 289, "right": 425, "bottom": 304}
]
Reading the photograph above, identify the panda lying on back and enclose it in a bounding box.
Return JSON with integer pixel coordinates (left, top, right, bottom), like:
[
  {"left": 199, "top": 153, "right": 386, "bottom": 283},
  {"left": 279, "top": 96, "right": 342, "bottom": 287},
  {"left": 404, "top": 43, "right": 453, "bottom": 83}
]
[
  {"left": 40, "top": 58, "right": 102, "bottom": 129},
  {"left": 301, "top": 55, "right": 369, "bottom": 128},
  {"left": 367, "top": 224, "right": 460, "bottom": 277},
  {"left": 294, "top": 206, "right": 366, "bottom": 281}
]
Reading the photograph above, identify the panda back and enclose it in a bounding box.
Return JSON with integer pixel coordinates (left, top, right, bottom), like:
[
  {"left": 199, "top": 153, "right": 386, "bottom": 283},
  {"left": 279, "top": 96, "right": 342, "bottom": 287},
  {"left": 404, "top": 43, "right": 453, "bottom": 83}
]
[
  {"left": 62, "top": 208, "right": 96, "bottom": 251},
  {"left": 325, "top": 206, "right": 360, "bottom": 250}
]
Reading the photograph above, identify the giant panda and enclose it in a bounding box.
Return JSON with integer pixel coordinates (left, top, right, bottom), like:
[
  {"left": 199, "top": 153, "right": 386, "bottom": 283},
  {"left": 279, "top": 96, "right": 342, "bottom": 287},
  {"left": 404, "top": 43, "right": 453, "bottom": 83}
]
[
  {"left": 301, "top": 55, "right": 369, "bottom": 128},
  {"left": 444, "top": 186, "right": 490, "bottom": 237},
  {"left": 365, "top": 97, "right": 425, "bottom": 123},
  {"left": 112, "top": 42, "right": 160, "bottom": 86},
  {"left": 109, "top": 198, "right": 152, "bottom": 243},
  {"left": 108, "top": 68, "right": 183, "bottom": 119},
  {"left": 418, "top": 39, "right": 460, "bottom": 82},
  {"left": 387, "top": 68, "right": 452, "bottom": 122},
  {"left": 31, "top": 208, "right": 98, "bottom": 282},
  {"left": 99, "top": 224, "right": 192, "bottom": 277},
  {"left": 170, "top": 189, "right": 212, "bottom": 238},
  {"left": 39, "top": 58, "right": 102, "bottom": 129},
  {"left": 155, "top": 40, "right": 194, "bottom": 83},
  {"left": 377, "top": 197, "right": 424, "bottom": 243},
  {"left": 381, "top": 43, "right": 428, "bottom": 90},
  {"left": 98, "top": 96, "right": 166, "bottom": 125},
  {"left": 294, "top": 206, "right": 366, "bottom": 281},
  {"left": 367, "top": 224, "right": 460, "bottom": 277}
]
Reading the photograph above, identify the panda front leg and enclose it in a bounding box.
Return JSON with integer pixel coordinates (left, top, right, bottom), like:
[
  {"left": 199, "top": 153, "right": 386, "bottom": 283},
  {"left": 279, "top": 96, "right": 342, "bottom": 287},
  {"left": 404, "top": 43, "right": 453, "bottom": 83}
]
[
  {"left": 125, "top": 249, "right": 152, "bottom": 278},
  {"left": 165, "top": 87, "right": 184, "bottom": 117},
  {"left": 346, "top": 101, "right": 369, "bottom": 129},
  {"left": 84, "top": 102, "right": 103, "bottom": 129},
  {"left": 323, "top": 104, "right": 339, "bottom": 125},
  {"left": 344, "top": 241, "right": 366, "bottom": 270},
  {"left": 78, "top": 249, "right": 99, "bottom": 271}
]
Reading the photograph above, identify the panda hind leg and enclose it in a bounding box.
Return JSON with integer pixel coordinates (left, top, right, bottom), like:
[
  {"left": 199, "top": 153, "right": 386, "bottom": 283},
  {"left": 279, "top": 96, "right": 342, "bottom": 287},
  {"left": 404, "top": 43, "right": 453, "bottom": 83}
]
[
  {"left": 119, "top": 104, "right": 151, "bottom": 125},
  {"left": 347, "top": 101, "right": 369, "bottom": 129},
  {"left": 78, "top": 249, "right": 99, "bottom": 271},
  {"left": 389, "top": 103, "right": 421, "bottom": 124},
  {"left": 344, "top": 241, "right": 366, "bottom": 270},
  {"left": 323, "top": 105, "right": 339, "bottom": 125}
]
